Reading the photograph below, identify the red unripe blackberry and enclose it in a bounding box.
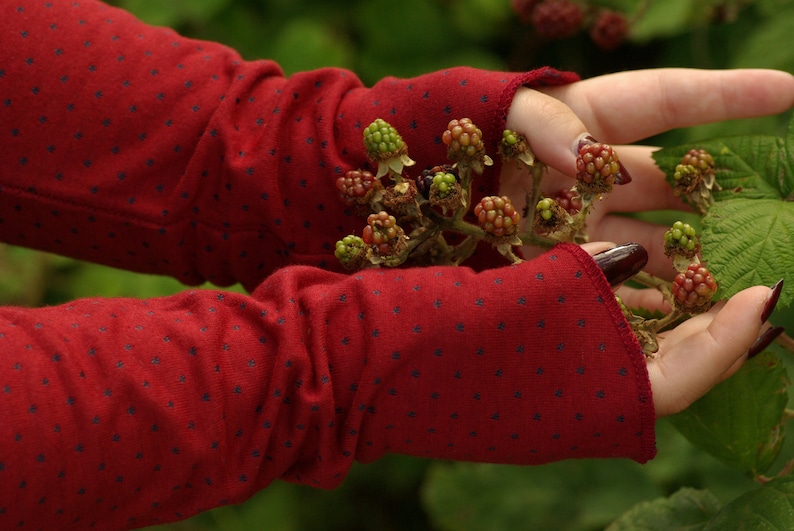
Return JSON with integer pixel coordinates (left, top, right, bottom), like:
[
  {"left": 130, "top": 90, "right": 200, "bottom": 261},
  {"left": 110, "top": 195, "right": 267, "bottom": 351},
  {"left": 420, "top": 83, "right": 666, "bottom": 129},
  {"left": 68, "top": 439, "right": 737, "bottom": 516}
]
[
  {"left": 672, "top": 263, "right": 718, "bottom": 314},
  {"left": 532, "top": 0, "right": 584, "bottom": 40},
  {"left": 575, "top": 141, "right": 622, "bottom": 195},
  {"left": 549, "top": 187, "right": 582, "bottom": 215},
  {"left": 589, "top": 10, "right": 628, "bottom": 51},
  {"left": 442, "top": 118, "right": 485, "bottom": 159},
  {"left": 682, "top": 148, "right": 715, "bottom": 172},
  {"left": 511, "top": 0, "right": 542, "bottom": 24},
  {"left": 362, "top": 211, "right": 406, "bottom": 256},
  {"left": 474, "top": 196, "right": 521, "bottom": 238},
  {"left": 336, "top": 169, "right": 381, "bottom": 206}
]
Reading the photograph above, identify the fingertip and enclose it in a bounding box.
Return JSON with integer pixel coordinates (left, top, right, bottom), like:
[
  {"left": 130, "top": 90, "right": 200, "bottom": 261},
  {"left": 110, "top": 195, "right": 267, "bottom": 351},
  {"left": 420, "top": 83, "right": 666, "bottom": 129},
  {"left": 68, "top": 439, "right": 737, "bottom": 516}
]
[{"left": 506, "top": 87, "right": 587, "bottom": 178}]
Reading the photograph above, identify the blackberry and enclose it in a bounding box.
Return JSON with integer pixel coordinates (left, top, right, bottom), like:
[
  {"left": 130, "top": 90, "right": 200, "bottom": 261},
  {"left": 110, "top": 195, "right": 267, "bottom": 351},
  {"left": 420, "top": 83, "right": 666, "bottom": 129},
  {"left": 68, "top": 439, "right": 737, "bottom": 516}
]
[
  {"left": 334, "top": 235, "right": 371, "bottom": 270},
  {"left": 430, "top": 171, "right": 458, "bottom": 199},
  {"left": 442, "top": 118, "right": 493, "bottom": 173},
  {"left": 673, "top": 148, "right": 716, "bottom": 196},
  {"left": 575, "top": 141, "right": 623, "bottom": 195},
  {"left": 589, "top": 10, "right": 628, "bottom": 51},
  {"left": 474, "top": 196, "right": 521, "bottom": 238},
  {"left": 549, "top": 187, "right": 582, "bottom": 216},
  {"left": 532, "top": 0, "right": 584, "bottom": 40},
  {"left": 532, "top": 197, "right": 568, "bottom": 235},
  {"left": 511, "top": 0, "right": 542, "bottom": 24},
  {"left": 363, "top": 118, "right": 415, "bottom": 177},
  {"left": 499, "top": 129, "right": 536, "bottom": 167},
  {"left": 664, "top": 221, "right": 700, "bottom": 260},
  {"left": 671, "top": 263, "right": 718, "bottom": 314},
  {"left": 335, "top": 169, "right": 382, "bottom": 207},
  {"left": 417, "top": 165, "right": 456, "bottom": 199},
  {"left": 362, "top": 210, "right": 407, "bottom": 257},
  {"left": 682, "top": 148, "right": 715, "bottom": 172}
]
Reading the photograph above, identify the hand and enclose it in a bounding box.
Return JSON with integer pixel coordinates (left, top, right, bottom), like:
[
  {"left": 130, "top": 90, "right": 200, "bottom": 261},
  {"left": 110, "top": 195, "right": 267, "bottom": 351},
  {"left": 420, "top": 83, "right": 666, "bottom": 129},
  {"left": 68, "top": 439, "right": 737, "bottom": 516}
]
[
  {"left": 585, "top": 242, "right": 784, "bottom": 418},
  {"left": 504, "top": 68, "right": 794, "bottom": 277}
]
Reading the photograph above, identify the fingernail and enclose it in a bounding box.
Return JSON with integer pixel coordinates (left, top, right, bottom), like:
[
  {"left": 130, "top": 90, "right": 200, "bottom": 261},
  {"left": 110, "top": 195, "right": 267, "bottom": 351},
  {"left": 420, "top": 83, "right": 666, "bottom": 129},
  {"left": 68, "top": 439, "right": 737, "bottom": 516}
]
[
  {"left": 748, "top": 326, "right": 785, "bottom": 359},
  {"left": 761, "top": 279, "right": 784, "bottom": 323},
  {"left": 593, "top": 243, "right": 648, "bottom": 287},
  {"left": 574, "top": 134, "right": 632, "bottom": 185}
]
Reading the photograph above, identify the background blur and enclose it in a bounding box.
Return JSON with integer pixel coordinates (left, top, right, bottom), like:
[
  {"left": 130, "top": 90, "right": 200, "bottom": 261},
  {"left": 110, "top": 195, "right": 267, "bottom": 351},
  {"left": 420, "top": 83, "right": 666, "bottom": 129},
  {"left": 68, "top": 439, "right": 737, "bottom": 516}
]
[{"left": 3, "top": 0, "right": 794, "bottom": 529}]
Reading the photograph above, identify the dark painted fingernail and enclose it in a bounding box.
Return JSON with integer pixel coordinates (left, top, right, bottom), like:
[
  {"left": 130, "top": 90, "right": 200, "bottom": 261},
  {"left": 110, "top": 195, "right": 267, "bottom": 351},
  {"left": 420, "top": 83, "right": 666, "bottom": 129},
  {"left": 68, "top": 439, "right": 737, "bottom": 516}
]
[
  {"left": 593, "top": 243, "right": 648, "bottom": 287},
  {"left": 574, "top": 134, "right": 632, "bottom": 185},
  {"left": 761, "top": 279, "right": 784, "bottom": 323},
  {"left": 748, "top": 326, "right": 785, "bottom": 359}
]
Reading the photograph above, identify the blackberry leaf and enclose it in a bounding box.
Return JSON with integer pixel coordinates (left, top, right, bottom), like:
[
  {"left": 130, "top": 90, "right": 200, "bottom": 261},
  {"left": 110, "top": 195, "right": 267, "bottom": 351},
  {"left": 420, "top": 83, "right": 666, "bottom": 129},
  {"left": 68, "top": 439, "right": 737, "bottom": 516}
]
[{"left": 668, "top": 352, "right": 789, "bottom": 479}]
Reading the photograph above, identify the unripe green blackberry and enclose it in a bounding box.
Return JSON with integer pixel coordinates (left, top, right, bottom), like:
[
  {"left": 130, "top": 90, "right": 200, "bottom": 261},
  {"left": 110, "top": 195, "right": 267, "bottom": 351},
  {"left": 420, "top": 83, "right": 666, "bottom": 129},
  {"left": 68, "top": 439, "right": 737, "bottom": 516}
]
[
  {"left": 532, "top": 197, "right": 568, "bottom": 235},
  {"left": 335, "top": 235, "right": 371, "bottom": 270},
  {"left": 363, "top": 118, "right": 416, "bottom": 177},
  {"left": 672, "top": 263, "right": 718, "bottom": 314},
  {"left": 575, "top": 141, "right": 623, "bottom": 195},
  {"left": 664, "top": 221, "right": 700, "bottom": 259},
  {"left": 442, "top": 118, "right": 494, "bottom": 173},
  {"left": 430, "top": 171, "right": 457, "bottom": 199},
  {"left": 362, "top": 210, "right": 407, "bottom": 256},
  {"left": 474, "top": 195, "right": 521, "bottom": 238},
  {"left": 417, "top": 165, "right": 456, "bottom": 199}
]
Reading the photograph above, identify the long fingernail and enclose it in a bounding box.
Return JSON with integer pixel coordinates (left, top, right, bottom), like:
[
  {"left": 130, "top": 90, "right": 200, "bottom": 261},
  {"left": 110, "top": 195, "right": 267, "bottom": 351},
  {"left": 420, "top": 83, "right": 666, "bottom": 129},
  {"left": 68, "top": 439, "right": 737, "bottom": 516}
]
[
  {"left": 593, "top": 243, "right": 648, "bottom": 287},
  {"left": 748, "top": 326, "right": 785, "bottom": 359},
  {"left": 761, "top": 279, "right": 784, "bottom": 323},
  {"left": 574, "top": 134, "right": 632, "bottom": 185}
]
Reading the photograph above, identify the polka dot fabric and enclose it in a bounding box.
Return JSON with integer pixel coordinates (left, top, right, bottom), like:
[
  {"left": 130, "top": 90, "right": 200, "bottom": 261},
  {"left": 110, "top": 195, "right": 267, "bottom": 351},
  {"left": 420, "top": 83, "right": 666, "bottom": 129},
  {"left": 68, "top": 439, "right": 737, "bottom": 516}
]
[
  {"left": 0, "top": 1, "right": 655, "bottom": 529},
  {"left": 0, "top": 244, "right": 654, "bottom": 529},
  {"left": 0, "top": 0, "right": 578, "bottom": 290}
]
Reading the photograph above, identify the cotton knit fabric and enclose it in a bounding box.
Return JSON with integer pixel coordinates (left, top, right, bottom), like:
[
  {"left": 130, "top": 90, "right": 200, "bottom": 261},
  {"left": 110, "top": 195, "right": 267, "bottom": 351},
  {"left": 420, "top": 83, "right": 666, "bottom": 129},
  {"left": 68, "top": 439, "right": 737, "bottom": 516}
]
[{"left": 0, "top": 1, "right": 655, "bottom": 529}]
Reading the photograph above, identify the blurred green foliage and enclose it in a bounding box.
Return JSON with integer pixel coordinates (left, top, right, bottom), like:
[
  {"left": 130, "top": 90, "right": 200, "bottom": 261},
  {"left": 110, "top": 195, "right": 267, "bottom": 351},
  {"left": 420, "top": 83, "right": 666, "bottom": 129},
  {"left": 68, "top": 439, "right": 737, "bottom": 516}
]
[{"left": 4, "top": 0, "right": 794, "bottom": 529}]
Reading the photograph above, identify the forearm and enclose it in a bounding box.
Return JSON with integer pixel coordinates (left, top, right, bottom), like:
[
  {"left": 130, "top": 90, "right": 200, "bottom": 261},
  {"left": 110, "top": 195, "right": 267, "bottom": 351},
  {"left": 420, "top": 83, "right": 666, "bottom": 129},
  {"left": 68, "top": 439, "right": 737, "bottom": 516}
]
[
  {"left": 0, "top": 243, "right": 654, "bottom": 529},
  {"left": 0, "top": 0, "right": 577, "bottom": 290}
]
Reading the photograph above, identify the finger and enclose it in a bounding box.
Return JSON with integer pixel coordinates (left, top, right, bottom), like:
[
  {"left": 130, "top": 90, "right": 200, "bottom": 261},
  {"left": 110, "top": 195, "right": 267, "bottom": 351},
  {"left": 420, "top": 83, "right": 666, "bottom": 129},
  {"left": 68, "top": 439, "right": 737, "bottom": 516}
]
[
  {"left": 505, "top": 87, "right": 588, "bottom": 178},
  {"left": 589, "top": 216, "right": 672, "bottom": 278},
  {"left": 648, "top": 285, "right": 771, "bottom": 417},
  {"left": 541, "top": 68, "right": 794, "bottom": 144}
]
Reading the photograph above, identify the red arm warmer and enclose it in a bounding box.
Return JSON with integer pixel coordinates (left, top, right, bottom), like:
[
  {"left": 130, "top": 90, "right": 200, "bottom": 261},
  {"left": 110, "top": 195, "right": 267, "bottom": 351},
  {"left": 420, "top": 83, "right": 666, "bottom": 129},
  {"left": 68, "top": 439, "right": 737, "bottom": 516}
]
[{"left": 0, "top": 1, "right": 654, "bottom": 529}]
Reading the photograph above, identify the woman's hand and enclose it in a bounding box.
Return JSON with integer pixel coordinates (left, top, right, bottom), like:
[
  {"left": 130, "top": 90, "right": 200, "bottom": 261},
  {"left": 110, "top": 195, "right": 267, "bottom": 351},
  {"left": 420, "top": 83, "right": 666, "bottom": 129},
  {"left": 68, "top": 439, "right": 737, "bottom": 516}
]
[
  {"left": 585, "top": 241, "right": 784, "bottom": 418},
  {"left": 503, "top": 68, "right": 794, "bottom": 276}
]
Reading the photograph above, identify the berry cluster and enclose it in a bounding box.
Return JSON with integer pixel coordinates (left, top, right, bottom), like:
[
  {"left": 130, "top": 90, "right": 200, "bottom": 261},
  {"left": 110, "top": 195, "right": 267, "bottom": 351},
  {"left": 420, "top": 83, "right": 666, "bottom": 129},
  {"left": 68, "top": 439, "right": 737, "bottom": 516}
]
[
  {"left": 511, "top": 0, "right": 630, "bottom": 50},
  {"left": 672, "top": 263, "right": 719, "bottom": 314},
  {"left": 336, "top": 169, "right": 381, "bottom": 207},
  {"left": 474, "top": 196, "right": 521, "bottom": 239},
  {"left": 664, "top": 221, "right": 701, "bottom": 262},
  {"left": 575, "top": 140, "right": 623, "bottom": 195},
  {"left": 441, "top": 118, "right": 493, "bottom": 173},
  {"left": 549, "top": 187, "right": 582, "bottom": 216},
  {"left": 362, "top": 211, "right": 406, "bottom": 257},
  {"left": 672, "top": 148, "right": 720, "bottom": 214}
]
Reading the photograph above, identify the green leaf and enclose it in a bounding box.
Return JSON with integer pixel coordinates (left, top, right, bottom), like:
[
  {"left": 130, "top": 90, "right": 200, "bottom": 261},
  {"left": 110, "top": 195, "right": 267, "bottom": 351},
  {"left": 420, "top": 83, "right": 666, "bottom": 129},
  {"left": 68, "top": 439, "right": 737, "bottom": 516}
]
[
  {"left": 652, "top": 128, "right": 794, "bottom": 307},
  {"left": 422, "top": 460, "right": 662, "bottom": 531},
  {"left": 668, "top": 352, "right": 789, "bottom": 478},
  {"left": 701, "top": 198, "right": 794, "bottom": 305},
  {"left": 731, "top": 5, "right": 794, "bottom": 73},
  {"left": 605, "top": 487, "right": 721, "bottom": 531},
  {"left": 705, "top": 476, "right": 794, "bottom": 530}
]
